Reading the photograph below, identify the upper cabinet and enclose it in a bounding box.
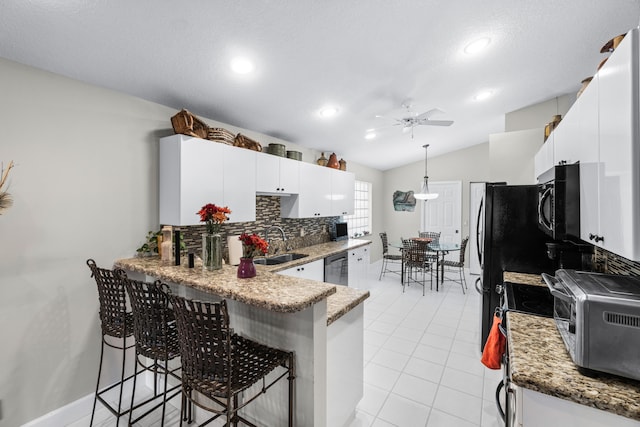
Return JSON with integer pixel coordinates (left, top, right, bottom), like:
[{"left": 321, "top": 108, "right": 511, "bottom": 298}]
[
  {"left": 159, "top": 135, "right": 256, "bottom": 225},
  {"left": 256, "top": 152, "right": 300, "bottom": 195},
  {"left": 537, "top": 29, "right": 640, "bottom": 260},
  {"left": 281, "top": 163, "right": 356, "bottom": 218}
]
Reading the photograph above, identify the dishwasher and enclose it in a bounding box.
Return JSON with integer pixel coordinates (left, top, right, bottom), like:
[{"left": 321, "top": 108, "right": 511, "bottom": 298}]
[{"left": 324, "top": 251, "right": 348, "bottom": 286}]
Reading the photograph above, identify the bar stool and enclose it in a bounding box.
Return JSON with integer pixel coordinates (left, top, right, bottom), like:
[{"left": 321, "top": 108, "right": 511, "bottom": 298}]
[
  {"left": 167, "top": 293, "right": 296, "bottom": 427},
  {"left": 86, "top": 259, "right": 135, "bottom": 427},
  {"left": 116, "top": 270, "right": 183, "bottom": 426}
]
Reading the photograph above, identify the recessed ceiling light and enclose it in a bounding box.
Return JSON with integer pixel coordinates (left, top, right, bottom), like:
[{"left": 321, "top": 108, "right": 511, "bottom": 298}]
[
  {"left": 230, "top": 57, "right": 255, "bottom": 74},
  {"left": 464, "top": 37, "right": 491, "bottom": 54},
  {"left": 365, "top": 132, "right": 376, "bottom": 140},
  {"left": 474, "top": 90, "right": 493, "bottom": 101},
  {"left": 319, "top": 106, "right": 339, "bottom": 118}
]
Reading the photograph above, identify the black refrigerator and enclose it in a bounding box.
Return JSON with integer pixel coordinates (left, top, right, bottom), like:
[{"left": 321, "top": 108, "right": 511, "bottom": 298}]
[{"left": 478, "top": 183, "right": 554, "bottom": 351}]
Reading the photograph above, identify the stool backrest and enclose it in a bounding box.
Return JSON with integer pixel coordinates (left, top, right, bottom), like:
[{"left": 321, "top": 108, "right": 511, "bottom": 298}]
[
  {"left": 168, "top": 294, "right": 233, "bottom": 388},
  {"left": 117, "top": 270, "right": 176, "bottom": 360},
  {"left": 380, "top": 232, "right": 390, "bottom": 255},
  {"left": 87, "top": 259, "right": 131, "bottom": 338}
]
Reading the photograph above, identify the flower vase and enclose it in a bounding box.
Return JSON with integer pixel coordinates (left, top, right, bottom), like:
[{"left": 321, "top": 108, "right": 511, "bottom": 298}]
[
  {"left": 202, "top": 233, "right": 223, "bottom": 271},
  {"left": 237, "top": 257, "right": 256, "bottom": 278}
]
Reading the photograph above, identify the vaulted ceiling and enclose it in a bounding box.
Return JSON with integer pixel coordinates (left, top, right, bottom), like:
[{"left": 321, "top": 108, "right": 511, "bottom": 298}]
[{"left": 1, "top": 1, "right": 638, "bottom": 170}]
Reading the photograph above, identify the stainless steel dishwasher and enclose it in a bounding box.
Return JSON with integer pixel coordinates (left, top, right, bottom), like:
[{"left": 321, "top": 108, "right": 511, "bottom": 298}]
[{"left": 324, "top": 251, "right": 348, "bottom": 286}]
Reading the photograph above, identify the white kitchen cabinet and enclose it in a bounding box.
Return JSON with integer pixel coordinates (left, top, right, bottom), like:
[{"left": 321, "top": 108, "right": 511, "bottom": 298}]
[
  {"left": 255, "top": 152, "right": 300, "bottom": 194},
  {"left": 591, "top": 29, "right": 640, "bottom": 259},
  {"left": 516, "top": 385, "right": 640, "bottom": 427},
  {"left": 159, "top": 134, "right": 256, "bottom": 225},
  {"left": 553, "top": 101, "right": 581, "bottom": 166},
  {"left": 534, "top": 135, "right": 554, "bottom": 181},
  {"left": 330, "top": 169, "right": 355, "bottom": 216},
  {"left": 278, "top": 259, "right": 324, "bottom": 281},
  {"left": 281, "top": 162, "right": 333, "bottom": 218},
  {"left": 347, "top": 243, "right": 370, "bottom": 287}
]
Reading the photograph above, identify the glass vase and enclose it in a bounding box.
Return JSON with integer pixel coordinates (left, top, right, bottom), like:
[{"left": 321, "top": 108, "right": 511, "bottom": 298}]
[
  {"left": 202, "top": 233, "right": 223, "bottom": 271},
  {"left": 237, "top": 257, "right": 256, "bottom": 278}
]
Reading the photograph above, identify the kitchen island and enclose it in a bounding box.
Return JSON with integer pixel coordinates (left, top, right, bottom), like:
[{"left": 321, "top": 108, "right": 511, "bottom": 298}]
[
  {"left": 115, "top": 238, "right": 370, "bottom": 427},
  {"left": 504, "top": 272, "right": 640, "bottom": 426}
]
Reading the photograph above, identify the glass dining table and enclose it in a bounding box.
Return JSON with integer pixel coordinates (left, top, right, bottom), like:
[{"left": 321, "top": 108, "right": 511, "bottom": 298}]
[{"left": 391, "top": 239, "right": 462, "bottom": 292}]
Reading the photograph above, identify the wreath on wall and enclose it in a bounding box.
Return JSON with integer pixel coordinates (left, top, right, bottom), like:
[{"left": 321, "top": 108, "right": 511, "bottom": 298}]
[{"left": 0, "top": 161, "right": 14, "bottom": 215}]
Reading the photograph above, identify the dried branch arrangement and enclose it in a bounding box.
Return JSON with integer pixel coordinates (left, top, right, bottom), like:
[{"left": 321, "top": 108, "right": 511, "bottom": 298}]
[{"left": 0, "top": 160, "right": 14, "bottom": 214}]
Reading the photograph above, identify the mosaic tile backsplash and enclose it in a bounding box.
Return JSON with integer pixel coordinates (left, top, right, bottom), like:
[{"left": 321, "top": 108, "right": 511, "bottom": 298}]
[
  {"left": 593, "top": 246, "right": 640, "bottom": 277},
  {"left": 175, "top": 195, "right": 341, "bottom": 262}
]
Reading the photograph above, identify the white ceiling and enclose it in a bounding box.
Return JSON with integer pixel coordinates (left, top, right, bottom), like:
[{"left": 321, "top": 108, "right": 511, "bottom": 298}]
[{"left": 1, "top": 1, "right": 639, "bottom": 170}]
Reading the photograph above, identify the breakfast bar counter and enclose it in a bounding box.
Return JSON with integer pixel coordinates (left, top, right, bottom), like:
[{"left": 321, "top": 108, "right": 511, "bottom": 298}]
[
  {"left": 504, "top": 272, "right": 640, "bottom": 424},
  {"left": 115, "top": 238, "right": 371, "bottom": 427}
]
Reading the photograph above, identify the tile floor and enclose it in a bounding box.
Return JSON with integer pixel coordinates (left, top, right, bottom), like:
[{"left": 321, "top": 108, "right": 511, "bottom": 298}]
[{"left": 72, "top": 260, "right": 504, "bottom": 427}]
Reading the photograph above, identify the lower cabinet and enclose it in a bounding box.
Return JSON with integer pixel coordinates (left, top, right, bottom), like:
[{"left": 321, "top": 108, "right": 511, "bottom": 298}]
[
  {"left": 348, "top": 244, "right": 370, "bottom": 287},
  {"left": 516, "top": 386, "right": 640, "bottom": 427},
  {"left": 277, "top": 259, "right": 324, "bottom": 281}
]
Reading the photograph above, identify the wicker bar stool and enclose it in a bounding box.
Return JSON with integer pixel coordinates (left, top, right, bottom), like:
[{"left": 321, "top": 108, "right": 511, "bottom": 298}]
[
  {"left": 116, "top": 270, "right": 184, "bottom": 426},
  {"left": 168, "top": 293, "right": 296, "bottom": 427},
  {"left": 86, "top": 259, "right": 135, "bottom": 427}
]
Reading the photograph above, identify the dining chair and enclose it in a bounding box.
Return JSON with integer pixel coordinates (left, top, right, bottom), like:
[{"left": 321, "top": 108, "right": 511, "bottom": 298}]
[
  {"left": 418, "top": 231, "right": 441, "bottom": 266},
  {"left": 86, "top": 259, "right": 135, "bottom": 427},
  {"left": 167, "top": 293, "right": 296, "bottom": 427},
  {"left": 401, "top": 238, "right": 433, "bottom": 295},
  {"left": 441, "top": 236, "right": 469, "bottom": 293},
  {"left": 117, "top": 270, "right": 184, "bottom": 426},
  {"left": 379, "top": 232, "right": 402, "bottom": 280}
]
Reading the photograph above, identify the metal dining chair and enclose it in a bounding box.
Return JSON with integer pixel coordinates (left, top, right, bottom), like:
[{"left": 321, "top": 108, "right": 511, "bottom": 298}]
[
  {"left": 441, "top": 236, "right": 469, "bottom": 293},
  {"left": 402, "top": 238, "right": 433, "bottom": 295},
  {"left": 379, "top": 232, "right": 403, "bottom": 280}
]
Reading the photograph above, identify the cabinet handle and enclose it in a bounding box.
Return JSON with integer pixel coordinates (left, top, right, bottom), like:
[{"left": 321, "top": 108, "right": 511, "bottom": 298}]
[
  {"left": 589, "top": 233, "right": 604, "bottom": 243},
  {"left": 276, "top": 188, "right": 281, "bottom": 191},
  {"left": 281, "top": 188, "right": 285, "bottom": 192},
  {"left": 595, "top": 235, "right": 604, "bottom": 243}
]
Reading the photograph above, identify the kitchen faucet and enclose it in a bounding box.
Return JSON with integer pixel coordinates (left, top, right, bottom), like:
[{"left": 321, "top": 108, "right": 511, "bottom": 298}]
[{"left": 264, "top": 225, "right": 291, "bottom": 253}]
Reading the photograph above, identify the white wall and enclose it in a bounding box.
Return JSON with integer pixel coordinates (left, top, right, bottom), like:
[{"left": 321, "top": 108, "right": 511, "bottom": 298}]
[
  {"left": 0, "top": 57, "right": 382, "bottom": 426},
  {"left": 382, "top": 143, "right": 491, "bottom": 246},
  {"left": 505, "top": 94, "right": 574, "bottom": 132}
]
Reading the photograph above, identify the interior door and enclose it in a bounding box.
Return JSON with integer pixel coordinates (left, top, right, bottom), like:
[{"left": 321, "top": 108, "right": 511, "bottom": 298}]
[{"left": 421, "top": 181, "right": 462, "bottom": 261}]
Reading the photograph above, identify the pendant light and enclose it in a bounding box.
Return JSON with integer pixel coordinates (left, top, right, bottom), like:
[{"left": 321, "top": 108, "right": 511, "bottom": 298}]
[{"left": 414, "top": 144, "right": 438, "bottom": 200}]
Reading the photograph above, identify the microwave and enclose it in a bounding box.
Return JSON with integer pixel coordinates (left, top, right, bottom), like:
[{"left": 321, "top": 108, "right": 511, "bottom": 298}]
[{"left": 537, "top": 163, "right": 580, "bottom": 240}]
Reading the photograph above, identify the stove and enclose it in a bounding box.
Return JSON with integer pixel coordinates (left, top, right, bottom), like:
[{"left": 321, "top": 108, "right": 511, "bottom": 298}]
[{"left": 504, "top": 281, "right": 554, "bottom": 318}]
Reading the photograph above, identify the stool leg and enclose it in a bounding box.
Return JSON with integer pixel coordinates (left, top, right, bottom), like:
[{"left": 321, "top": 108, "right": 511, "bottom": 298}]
[
  {"left": 114, "top": 337, "right": 128, "bottom": 427},
  {"left": 288, "top": 354, "right": 295, "bottom": 427},
  {"left": 89, "top": 339, "right": 106, "bottom": 427},
  {"left": 128, "top": 352, "right": 140, "bottom": 426}
]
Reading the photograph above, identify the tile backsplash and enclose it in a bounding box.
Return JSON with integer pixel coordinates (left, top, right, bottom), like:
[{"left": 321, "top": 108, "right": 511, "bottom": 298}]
[
  {"left": 594, "top": 246, "right": 640, "bottom": 277},
  {"left": 175, "top": 195, "right": 341, "bottom": 261}
]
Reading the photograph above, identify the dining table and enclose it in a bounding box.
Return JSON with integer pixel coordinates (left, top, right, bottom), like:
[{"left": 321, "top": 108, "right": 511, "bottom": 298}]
[{"left": 391, "top": 239, "right": 462, "bottom": 292}]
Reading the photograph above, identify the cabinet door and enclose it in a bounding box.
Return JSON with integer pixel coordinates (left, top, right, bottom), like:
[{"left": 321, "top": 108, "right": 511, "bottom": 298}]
[
  {"left": 283, "top": 162, "right": 332, "bottom": 218},
  {"left": 159, "top": 135, "right": 224, "bottom": 226},
  {"left": 597, "top": 30, "right": 638, "bottom": 257},
  {"left": 331, "top": 170, "right": 355, "bottom": 216},
  {"left": 554, "top": 102, "right": 580, "bottom": 165},
  {"left": 348, "top": 245, "right": 370, "bottom": 287},
  {"left": 279, "top": 157, "right": 300, "bottom": 194},
  {"left": 278, "top": 259, "right": 324, "bottom": 281},
  {"left": 224, "top": 146, "right": 256, "bottom": 223},
  {"left": 256, "top": 152, "right": 282, "bottom": 193},
  {"left": 578, "top": 76, "right": 600, "bottom": 244},
  {"left": 534, "top": 135, "right": 554, "bottom": 181}
]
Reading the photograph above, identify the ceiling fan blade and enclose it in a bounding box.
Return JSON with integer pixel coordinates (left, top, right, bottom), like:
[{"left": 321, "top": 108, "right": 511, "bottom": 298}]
[
  {"left": 414, "top": 108, "right": 444, "bottom": 121},
  {"left": 422, "top": 119, "right": 454, "bottom": 126}
]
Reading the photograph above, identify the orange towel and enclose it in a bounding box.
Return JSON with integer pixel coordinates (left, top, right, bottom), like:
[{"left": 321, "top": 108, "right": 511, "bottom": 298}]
[{"left": 481, "top": 314, "right": 506, "bottom": 369}]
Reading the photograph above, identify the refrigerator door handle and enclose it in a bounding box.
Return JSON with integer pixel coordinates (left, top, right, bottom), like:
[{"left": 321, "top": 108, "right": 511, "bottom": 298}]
[
  {"left": 476, "top": 197, "right": 484, "bottom": 266},
  {"left": 475, "top": 277, "right": 483, "bottom": 295}
]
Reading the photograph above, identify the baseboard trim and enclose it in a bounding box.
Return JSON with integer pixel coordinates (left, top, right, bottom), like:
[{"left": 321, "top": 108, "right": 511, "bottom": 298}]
[{"left": 21, "top": 392, "right": 94, "bottom": 427}]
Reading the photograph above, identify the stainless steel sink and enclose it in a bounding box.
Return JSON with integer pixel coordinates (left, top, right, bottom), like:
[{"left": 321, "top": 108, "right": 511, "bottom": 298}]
[{"left": 253, "top": 253, "right": 308, "bottom": 265}]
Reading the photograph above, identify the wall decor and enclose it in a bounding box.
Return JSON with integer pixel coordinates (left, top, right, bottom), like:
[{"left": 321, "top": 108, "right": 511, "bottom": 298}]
[
  {"left": 0, "top": 160, "right": 14, "bottom": 215},
  {"left": 393, "top": 190, "right": 416, "bottom": 212}
]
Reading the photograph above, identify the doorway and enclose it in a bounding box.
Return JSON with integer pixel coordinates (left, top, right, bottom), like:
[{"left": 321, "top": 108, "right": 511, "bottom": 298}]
[{"left": 421, "top": 181, "right": 462, "bottom": 261}]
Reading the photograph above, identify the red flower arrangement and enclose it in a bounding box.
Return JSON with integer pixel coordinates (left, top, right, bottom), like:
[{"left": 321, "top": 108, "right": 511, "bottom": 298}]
[
  {"left": 239, "top": 233, "right": 269, "bottom": 258},
  {"left": 197, "top": 204, "right": 231, "bottom": 234}
]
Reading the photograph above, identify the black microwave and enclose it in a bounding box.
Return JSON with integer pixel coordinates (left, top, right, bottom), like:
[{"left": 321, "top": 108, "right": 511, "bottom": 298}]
[{"left": 537, "top": 163, "right": 580, "bottom": 240}]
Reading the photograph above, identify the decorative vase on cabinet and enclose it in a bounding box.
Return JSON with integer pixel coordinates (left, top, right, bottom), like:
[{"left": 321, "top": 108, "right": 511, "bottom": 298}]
[{"left": 202, "top": 233, "right": 223, "bottom": 271}]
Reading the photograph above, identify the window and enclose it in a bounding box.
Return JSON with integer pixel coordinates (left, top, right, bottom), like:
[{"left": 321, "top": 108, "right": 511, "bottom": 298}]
[{"left": 344, "top": 180, "right": 371, "bottom": 238}]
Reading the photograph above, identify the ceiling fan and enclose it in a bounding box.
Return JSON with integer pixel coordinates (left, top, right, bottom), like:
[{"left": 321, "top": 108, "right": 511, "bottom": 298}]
[{"left": 375, "top": 103, "right": 454, "bottom": 138}]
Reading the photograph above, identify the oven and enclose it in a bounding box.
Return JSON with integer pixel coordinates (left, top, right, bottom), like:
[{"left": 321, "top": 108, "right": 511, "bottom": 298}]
[
  {"left": 495, "top": 281, "right": 554, "bottom": 426},
  {"left": 537, "top": 163, "right": 580, "bottom": 240}
]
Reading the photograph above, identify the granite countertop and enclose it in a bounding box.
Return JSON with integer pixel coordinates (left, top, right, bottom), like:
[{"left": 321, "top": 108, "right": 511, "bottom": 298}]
[
  {"left": 503, "top": 271, "right": 545, "bottom": 287},
  {"left": 115, "top": 239, "right": 371, "bottom": 322},
  {"left": 504, "top": 271, "right": 640, "bottom": 421}
]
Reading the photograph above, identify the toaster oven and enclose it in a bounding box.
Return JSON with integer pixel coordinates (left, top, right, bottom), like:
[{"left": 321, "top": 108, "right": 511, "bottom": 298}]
[{"left": 542, "top": 269, "right": 640, "bottom": 380}]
